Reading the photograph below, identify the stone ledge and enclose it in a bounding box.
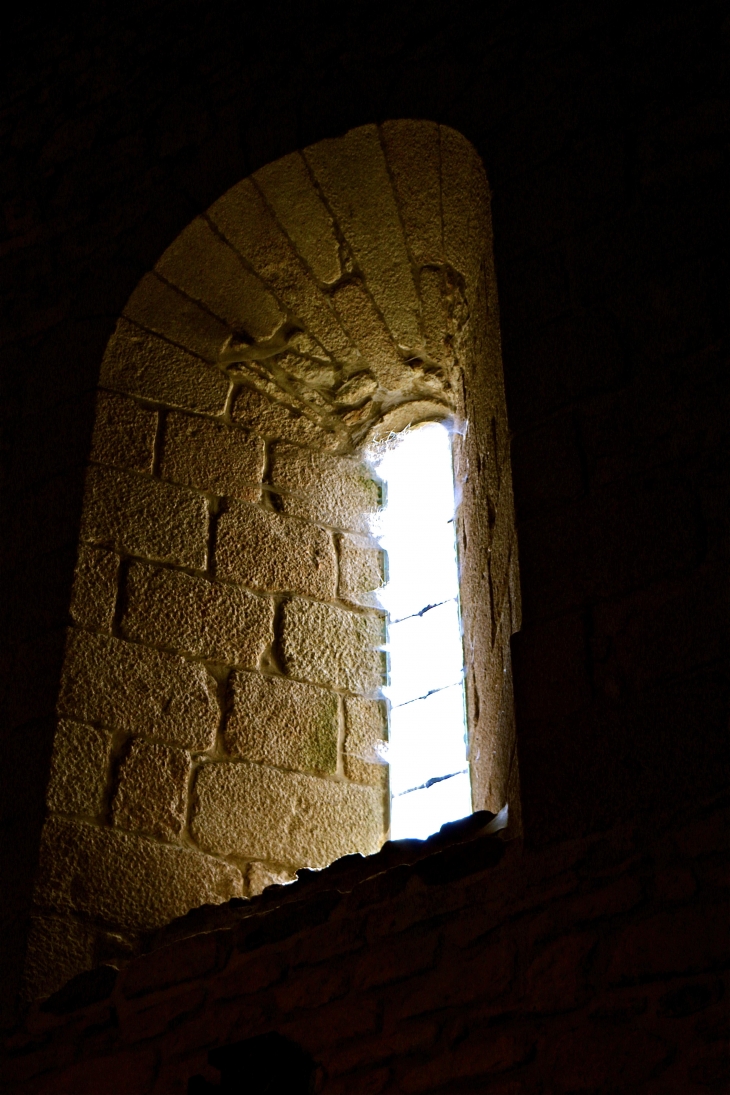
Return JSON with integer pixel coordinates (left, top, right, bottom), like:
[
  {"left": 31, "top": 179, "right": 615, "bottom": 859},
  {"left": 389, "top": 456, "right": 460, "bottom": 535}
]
[
  {"left": 140, "top": 809, "right": 507, "bottom": 956},
  {"left": 29, "top": 811, "right": 507, "bottom": 1021}
]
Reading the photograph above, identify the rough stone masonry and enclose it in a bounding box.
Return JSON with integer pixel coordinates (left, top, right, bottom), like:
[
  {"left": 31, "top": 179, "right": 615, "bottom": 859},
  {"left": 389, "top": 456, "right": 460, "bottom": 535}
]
[{"left": 23, "top": 122, "right": 519, "bottom": 1003}]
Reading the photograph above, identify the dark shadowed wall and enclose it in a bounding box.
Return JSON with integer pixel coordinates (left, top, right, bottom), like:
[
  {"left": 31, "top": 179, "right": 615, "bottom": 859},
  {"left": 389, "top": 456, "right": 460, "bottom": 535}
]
[{"left": 0, "top": 0, "right": 727, "bottom": 1050}]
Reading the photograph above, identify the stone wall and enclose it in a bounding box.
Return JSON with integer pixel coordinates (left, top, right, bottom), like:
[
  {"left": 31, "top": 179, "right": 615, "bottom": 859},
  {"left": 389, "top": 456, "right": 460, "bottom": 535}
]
[
  {"left": 4, "top": 793, "right": 727, "bottom": 1093},
  {"left": 21, "top": 123, "right": 519, "bottom": 1004},
  {"left": 0, "top": 0, "right": 726, "bottom": 1047}
]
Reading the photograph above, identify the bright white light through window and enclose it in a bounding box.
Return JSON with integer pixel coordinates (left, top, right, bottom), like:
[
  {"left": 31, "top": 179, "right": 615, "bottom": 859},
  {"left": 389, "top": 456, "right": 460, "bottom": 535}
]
[{"left": 371, "top": 421, "right": 472, "bottom": 840}]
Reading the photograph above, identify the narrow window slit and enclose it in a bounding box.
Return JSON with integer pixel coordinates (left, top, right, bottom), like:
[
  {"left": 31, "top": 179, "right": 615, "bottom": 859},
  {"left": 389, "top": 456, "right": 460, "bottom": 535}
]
[{"left": 371, "top": 421, "right": 472, "bottom": 841}]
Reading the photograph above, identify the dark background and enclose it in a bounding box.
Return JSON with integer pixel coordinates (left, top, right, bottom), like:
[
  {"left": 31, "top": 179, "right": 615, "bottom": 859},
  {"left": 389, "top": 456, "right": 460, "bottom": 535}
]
[{"left": 0, "top": 0, "right": 727, "bottom": 1008}]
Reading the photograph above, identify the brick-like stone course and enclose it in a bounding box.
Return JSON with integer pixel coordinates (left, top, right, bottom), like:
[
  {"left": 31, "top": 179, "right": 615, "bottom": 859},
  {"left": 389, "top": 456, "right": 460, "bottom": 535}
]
[
  {"left": 112, "top": 740, "right": 192, "bottom": 842},
  {"left": 160, "top": 411, "right": 264, "bottom": 500},
  {"left": 343, "top": 695, "right": 389, "bottom": 786},
  {"left": 231, "top": 386, "right": 340, "bottom": 450},
  {"left": 224, "top": 670, "right": 338, "bottom": 774},
  {"left": 281, "top": 599, "right": 386, "bottom": 695},
  {"left": 191, "top": 761, "right": 384, "bottom": 867},
  {"left": 215, "top": 501, "right": 337, "bottom": 598},
  {"left": 68, "top": 545, "right": 119, "bottom": 631},
  {"left": 253, "top": 152, "right": 342, "bottom": 285},
  {"left": 33, "top": 817, "right": 243, "bottom": 931},
  {"left": 268, "top": 444, "right": 381, "bottom": 533},
  {"left": 80, "top": 465, "right": 209, "bottom": 569},
  {"left": 57, "top": 630, "right": 219, "bottom": 750},
  {"left": 121, "top": 562, "right": 273, "bottom": 666},
  {"left": 45, "top": 721, "right": 113, "bottom": 818},
  {"left": 89, "top": 391, "right": 157, "bottom": 473}
]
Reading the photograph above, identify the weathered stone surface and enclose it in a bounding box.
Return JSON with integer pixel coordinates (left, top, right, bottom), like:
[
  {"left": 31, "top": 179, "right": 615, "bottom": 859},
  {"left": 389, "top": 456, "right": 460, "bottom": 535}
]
[
  {"left": 338, "top": 535, "right": 385, "bottom": 607},
  {"left": 113, "top": 740, "right": 192, "bottom": 841},
  {"left": 254, "top": 152, "right": 342, "bottom": 285},
  {"left": 343, "top": 696, "right": 389, "bottom": 787},
  {"left": 208, "top": 179, "right": 356, "bottom": 363},
  {"left": 607, "top": 903, "right": 730, "bottom": 982},
  {"left": 22, "top": 916, "right": 97, "bottom": 1002},
  {"left": 160, "top": 411, "right": 264, "bottom": 500},
  {"left": 335, "top": 372, "right": 378, "bottom": 406},
  {"left": 281, "top": 599, "right": 385, "bottom": 695},
  {"left": 231, "top": 385, "right": 339, "bottom": 450},
  {"left": 381, "top": 119, "right": 443, "bottom": 266},
  {"left": 57, "top": 630, "right": 219, "bottom": 749},
  {"left": 69, "top": 545, "right": 119, "bottom": 631},
  {"left": 269, "top": 443, "right": 381, "bottom": 533},
  {"left": 121, "top": 563, "right": 273, "bottom": 666},
  {"left": 305, "top": 125, "right": 422, "bottom": 351},
  {"left": 279, "top": 352, "right": 339, "bottom": 389},
  {"left": 247, "top": 862, "right": 297, "bottom": 898},
  {"left": 191, "top": 762, "right": 384, "bottom": 866},
  {"left": 419, "top": 266, "right": 453, "bottom": 366},
  {"left": 80, "top": 465, "right": 209, "bottom": 569},
  {"left": 401, "top": 1031, "right": 531, "bottom": 1092},
  {"left": 123, "top": 271, "right": 235, "bottom": 363},
  {"left": 101, "top": 317, "right": 230, "bottom": 410},
  {"left": 122, "top": 932, "right": 220, "bottom": 998},
  {"left": 90, "top": 390, "right": 157, "bottom": 473},
  {"left": 330, "top": 279, "right": 409, "bottom": 389},
  {"left": 216, "top": 501, "right": 336, "bottom": 598},
  {"left": 46, "top": 720, "right": 113, "bottom": 817},
  {"left": 155, "top": 217, "right": 283, "bottom": 342},
  {"left": 35, "top": 818, "right": 242, "bottom": 930},
  {"left": 224, "top": 670, "right": 338, "bottom": 773},
  {"left": 440, "top": 126, "right": 490, "bottom": 301}
]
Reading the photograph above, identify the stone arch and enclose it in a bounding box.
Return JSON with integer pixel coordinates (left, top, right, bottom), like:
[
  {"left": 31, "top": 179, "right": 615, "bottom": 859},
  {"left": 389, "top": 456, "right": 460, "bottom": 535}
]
[{"left": 25, "top": 121, "right": 520, "bottom": 999}]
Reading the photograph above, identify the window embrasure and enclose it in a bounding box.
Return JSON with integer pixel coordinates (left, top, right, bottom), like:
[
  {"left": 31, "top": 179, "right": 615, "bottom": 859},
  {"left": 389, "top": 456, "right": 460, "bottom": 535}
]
[
  {"left": 369, "top": 421, "right": 471, "bottom": 840},
  {"left": 26, "top": 120, "right": 520, "bottom": 1003}
]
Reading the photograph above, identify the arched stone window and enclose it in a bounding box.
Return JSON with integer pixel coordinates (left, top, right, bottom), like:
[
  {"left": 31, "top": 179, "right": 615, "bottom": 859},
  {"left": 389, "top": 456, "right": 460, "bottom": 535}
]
[{"left": 25, "top": 121, "right": 521, "bottom": 999}]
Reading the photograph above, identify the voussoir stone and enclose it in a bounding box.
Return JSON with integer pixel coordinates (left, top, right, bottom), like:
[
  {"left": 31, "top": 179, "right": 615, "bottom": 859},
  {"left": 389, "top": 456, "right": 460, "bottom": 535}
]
[
  {"left": 253, "top": 152, "right": 342, "bottom": 285},
  {"left": 269, "top": 443, "right": 381, "bottom": 533},
  {"left": 155, "top": 216, "right": 283, "bottom": 342},
  {"left": 304, "top": 124, "right": 421, "bottom": 352}
]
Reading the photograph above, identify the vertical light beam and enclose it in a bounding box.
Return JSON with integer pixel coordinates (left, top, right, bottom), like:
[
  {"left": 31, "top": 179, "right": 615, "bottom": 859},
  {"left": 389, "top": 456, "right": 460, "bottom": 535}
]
[{"left": 372, "top": 422, "right": 471, "bottom": 840}]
